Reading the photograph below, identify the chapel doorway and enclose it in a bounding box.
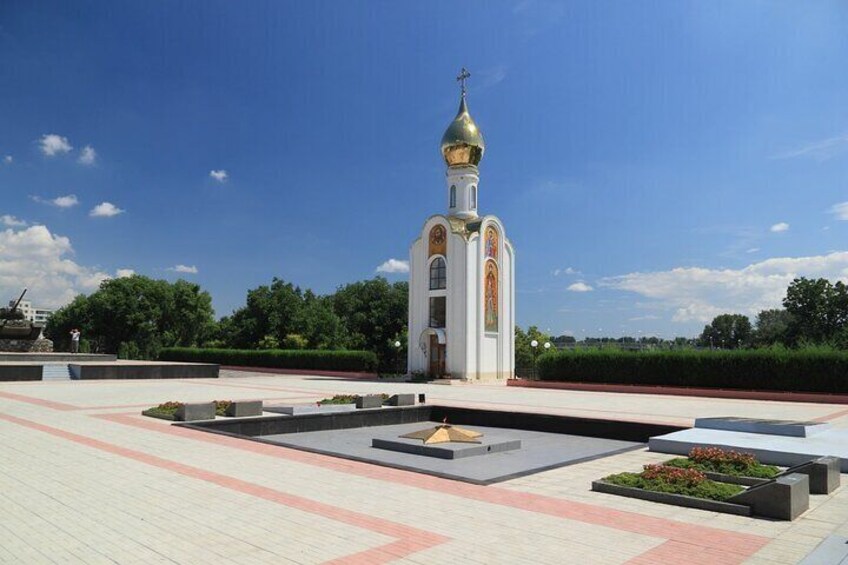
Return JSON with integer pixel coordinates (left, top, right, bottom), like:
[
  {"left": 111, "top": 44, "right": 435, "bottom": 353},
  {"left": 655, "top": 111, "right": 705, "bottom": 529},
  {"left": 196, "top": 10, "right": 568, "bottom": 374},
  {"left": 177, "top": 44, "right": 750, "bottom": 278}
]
[{"left": 428, "top": 334, "right": 446, "bottom": 377}]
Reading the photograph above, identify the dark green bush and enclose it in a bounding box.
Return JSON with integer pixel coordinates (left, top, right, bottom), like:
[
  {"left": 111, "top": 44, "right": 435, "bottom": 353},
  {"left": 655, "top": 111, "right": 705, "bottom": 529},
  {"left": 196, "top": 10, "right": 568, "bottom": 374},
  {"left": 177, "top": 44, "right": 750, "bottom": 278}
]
[
  {"left": 664, "top": 457, "right": 780, "bottom": 479},
  {"left": 603, "top": 471, "right": 743, "bottom": 501},
  {"left": 159, "top": 347, "right": 378, "bottom": 373},
  {"left": 536, "top": 348, "right": 848, "bottom": 393}
]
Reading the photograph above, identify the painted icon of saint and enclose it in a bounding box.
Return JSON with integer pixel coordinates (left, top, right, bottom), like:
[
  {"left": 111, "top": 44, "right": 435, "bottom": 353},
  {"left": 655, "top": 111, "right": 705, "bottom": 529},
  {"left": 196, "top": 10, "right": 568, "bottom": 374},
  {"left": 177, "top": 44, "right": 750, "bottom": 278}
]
[
  {"left": 485, "top": 227, "right": 498, "bottom": 260},
  {"left": 485, "top": 261, "right": 498, "bottom": 332}
]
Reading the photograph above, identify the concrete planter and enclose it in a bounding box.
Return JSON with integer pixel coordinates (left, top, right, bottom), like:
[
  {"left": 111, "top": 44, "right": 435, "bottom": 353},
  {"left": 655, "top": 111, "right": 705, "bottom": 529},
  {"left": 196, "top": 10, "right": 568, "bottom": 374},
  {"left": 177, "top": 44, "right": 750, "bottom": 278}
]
[
  {"left": 266, "top": 404, "right": 356, "bottom": 416},
  {"left": 175, "top": 402, "right": 216, "bottom": 422},
  {"left": 592, "top": 480, "right": 751, "bottom": 516},
  {"left": 355, "top": 395, "right": 384, "bottom": 409},
  {"left": 728, "top": 473, "right": 809, "bottom": 520},
  {"left": 386, "top": 394, "right": 415, "bottom": 407},
  {"left": 780, "top": 457, "right": 841, "bottom": 495},
  {"left": 677, "top": 456, "right": 840, "bottom": 494},
  {"left": 225, "top": 400, "right": 263, "bottom": 418}
]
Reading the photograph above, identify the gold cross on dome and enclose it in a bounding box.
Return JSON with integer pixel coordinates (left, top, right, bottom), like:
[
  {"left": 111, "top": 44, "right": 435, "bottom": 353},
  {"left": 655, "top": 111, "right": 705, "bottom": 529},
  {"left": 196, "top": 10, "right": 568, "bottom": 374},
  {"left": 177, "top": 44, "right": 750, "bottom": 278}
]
[{"left": 456, "top": 67, "right": 471, "bottom": 96}]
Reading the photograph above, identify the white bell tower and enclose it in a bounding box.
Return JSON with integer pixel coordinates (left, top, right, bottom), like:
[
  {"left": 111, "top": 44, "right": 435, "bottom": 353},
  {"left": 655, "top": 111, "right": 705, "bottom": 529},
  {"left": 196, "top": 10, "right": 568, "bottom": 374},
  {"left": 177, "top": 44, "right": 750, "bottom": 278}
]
[{"left": 407, "top": 68, "right": 515, "bottom": 382}]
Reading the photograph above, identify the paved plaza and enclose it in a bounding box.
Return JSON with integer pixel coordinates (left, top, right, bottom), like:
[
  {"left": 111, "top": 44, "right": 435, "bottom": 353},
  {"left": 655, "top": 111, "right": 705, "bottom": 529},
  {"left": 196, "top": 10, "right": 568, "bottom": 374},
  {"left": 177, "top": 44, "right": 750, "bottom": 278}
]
[{"left": 3, "top": 370, "right": 848, "bottom": 564}]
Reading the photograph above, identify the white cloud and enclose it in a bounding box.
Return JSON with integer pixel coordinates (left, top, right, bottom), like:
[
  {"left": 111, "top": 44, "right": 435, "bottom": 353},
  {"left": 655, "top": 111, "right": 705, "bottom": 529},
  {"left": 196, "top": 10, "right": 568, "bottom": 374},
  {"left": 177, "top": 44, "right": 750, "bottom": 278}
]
[
  {"left": 773, "top": 134, "right": 848, "bottom": 161},
  {"left": 477, "top": 65, "right": 508, "bottom": 89},
  {"left": 0, "top": 225, "right": 110, "bottom": 308},
  {"left": 3, "top": 155, "right": 12, "bottom": 164},
  {"left": 115, "top": 269, "right": 135, "bottom": 278},
  {"left": 600, "top": 251, "right": 848, "bottom": 323},
  {"left": 376, "top": 259, "right": 409, "bottom": 274},
  {"left": 567, "top": 282, "right": 593, "bottom": 292},
  {"left": 89, "top": 202, "right": 124, "bottom": 217},
  {"left": 39, "top": 134, "right": 72, "bottom": 157},
  {"left": 770, "top": 222, "right": 790, "bottom": 233},
  {"left": 78, "top": 145, "right": 96, "bottom": 165},
  {"left": 210, "top": 169, "right": 228, "bottom": 182},
  {"left": 553, "top": 267, "right": 580, "bottom": 276},
  {"left": 1, "top": 215, "right": 26, "bottom": 227},
  {"left": 168, "top": 264, "right": 198, "bottom": 274},
  {"left": 32, "top": 194, "right": 80, "bottom": 208},
  {"left": 830, "top": 202, "right": 848, "bottom": 221},
  {"left": 746, "top": 248, "right": 760, "bottom": 254}
]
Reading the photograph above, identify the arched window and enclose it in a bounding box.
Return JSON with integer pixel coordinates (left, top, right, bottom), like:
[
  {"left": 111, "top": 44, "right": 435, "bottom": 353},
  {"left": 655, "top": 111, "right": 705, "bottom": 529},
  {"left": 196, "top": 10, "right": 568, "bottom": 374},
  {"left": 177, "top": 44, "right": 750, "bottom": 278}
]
[
  {"left": 429, "top": 257, "right": 446, "bottom": 290},
  {"left": 449, "top": 185, "right": 456, "bottom": 208},
  {"left": 470, "top": 185, "right": 477, "bottom": 209}
]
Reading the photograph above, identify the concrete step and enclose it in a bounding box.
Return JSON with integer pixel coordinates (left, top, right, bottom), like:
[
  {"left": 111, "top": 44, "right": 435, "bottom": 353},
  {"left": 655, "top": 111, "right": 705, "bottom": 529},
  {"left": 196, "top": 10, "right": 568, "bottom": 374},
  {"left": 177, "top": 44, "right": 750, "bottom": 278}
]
[{"left": 42, "top": 364, "right": 72, "bottom": 381}]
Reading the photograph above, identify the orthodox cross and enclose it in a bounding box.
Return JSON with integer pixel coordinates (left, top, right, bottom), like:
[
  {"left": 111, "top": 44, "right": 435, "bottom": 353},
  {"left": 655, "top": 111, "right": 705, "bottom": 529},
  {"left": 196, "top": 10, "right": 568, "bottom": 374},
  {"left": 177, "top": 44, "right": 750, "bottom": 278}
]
[{"left": 456, "top": 67, "right": 471, "bottom": 96}]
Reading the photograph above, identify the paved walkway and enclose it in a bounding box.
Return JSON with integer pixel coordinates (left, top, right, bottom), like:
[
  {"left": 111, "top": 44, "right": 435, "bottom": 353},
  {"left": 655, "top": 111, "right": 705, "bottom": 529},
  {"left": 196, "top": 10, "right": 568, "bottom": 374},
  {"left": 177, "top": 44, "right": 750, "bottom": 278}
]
[{"left": 2, "top": 370, "right": 848, "bottom": 564}]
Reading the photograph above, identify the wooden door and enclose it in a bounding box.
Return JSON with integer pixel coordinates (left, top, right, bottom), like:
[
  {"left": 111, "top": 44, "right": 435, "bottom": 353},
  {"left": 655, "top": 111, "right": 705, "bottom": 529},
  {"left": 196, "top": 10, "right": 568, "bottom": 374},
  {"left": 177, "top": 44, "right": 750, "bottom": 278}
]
[{"left": 429, "top": 335, "right": 445, "bottom": 377}]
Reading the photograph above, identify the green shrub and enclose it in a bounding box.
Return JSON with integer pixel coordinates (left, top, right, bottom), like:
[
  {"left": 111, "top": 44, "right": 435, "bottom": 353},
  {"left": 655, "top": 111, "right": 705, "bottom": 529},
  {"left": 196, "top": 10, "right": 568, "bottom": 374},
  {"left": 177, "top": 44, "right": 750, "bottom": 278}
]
[
  {"left": 664, "top": 447, "right": 780, "bottom": 478},
  {"left": 142, "top": 401, "right": 183, "bottom": 420},
  {"left": 142, "top": 400, "right": 231, "bottom": 419},
  {"left": 537, "top": 348, "right": 848, "bottom": 393},
  {"left": 281, "top": 334, "right": 308, "bottom": 350},
  {"left": 159, "top": 347, "right": 378, "bottom": 373},
  {"left": 318, "top": 393, "right": 389, "bottom": 405},
  {"left": 118, "top": 341, "right": 142, "bottom": 360},
  {"left": 603, "top": 464, "right": 744, "bottom": 501}
]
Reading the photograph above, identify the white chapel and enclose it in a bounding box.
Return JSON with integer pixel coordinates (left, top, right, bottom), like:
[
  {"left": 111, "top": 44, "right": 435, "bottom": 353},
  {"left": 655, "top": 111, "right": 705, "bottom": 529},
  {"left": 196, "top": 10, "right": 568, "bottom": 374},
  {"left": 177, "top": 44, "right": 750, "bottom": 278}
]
[{"left": 407, "top": 69, "right": 515, "bottom": 381}]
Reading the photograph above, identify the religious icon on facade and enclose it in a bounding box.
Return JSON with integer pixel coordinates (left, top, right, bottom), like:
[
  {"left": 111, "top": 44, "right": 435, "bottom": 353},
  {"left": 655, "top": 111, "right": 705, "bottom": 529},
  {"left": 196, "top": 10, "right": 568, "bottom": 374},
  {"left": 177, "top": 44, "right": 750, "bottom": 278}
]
[
  {"left": 429, "top": 224, "right": 447, "bottom": 257},
  {"left": 485, "top": 226, "right": 498, "bottom": 260},
  {"left": 484, "top": 260, "right": 498, "bottom": 332}
]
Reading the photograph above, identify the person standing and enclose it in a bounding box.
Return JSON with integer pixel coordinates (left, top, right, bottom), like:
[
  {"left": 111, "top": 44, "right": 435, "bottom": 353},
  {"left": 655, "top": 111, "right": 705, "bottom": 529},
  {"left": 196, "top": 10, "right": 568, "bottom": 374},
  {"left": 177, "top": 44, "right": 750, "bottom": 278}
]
[{"left": 70, "top": 328, "right": 81, "bottom": 353}]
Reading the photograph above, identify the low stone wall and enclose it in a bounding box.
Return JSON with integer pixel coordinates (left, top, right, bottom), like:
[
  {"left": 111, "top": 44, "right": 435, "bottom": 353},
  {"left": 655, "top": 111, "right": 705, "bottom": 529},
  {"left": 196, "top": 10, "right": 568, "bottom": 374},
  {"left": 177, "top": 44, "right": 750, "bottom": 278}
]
[
  {"left": 0, "top": 339, "right": 53, "bottom": 353},
  {"left": 0, "top": 365, "right": 43, "bottom": 381},
  {"left": 72, "top": 363, "right": 219, "bottom": 380}
]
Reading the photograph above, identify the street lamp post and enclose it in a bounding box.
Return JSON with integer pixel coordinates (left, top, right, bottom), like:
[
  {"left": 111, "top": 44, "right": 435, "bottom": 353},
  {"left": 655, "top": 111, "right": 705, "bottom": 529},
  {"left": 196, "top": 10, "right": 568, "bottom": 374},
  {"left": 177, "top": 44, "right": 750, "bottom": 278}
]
[
  {"left": 530, "top": 339, "right": 539, "bottom": 379},
  {"left": 393, "top": 340, "right": 402, "bottom": 375}
]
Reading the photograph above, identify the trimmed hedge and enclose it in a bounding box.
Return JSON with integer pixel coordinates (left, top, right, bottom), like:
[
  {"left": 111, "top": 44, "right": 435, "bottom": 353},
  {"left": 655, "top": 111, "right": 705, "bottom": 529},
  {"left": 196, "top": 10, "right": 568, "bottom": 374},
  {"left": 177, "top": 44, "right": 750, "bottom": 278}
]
[
  {"left": 160, "top": 347, "right": 378, "bottom": 373},
  {"left": 536, "top": 348, "right": 848, "bottom": 394}
]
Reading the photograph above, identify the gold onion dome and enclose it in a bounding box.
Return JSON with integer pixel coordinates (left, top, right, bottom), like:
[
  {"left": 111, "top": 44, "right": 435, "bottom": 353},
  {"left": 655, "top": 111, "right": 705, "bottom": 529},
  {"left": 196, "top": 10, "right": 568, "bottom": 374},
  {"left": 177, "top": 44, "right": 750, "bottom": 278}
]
[{"left": 441, "top": 95, "right": 485, "bottom": 167}]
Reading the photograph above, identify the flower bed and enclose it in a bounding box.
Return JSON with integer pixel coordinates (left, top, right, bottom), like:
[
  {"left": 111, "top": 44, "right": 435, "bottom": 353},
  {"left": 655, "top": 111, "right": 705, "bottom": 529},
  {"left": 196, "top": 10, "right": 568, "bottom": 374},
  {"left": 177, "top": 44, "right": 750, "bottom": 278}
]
[
  {"left": 664, "top": 447, "right": 780, "bottom": 481},
  {"left": 142, "top": 400, "right": 232, "bottom": 420},
  {"left": 318, "top": 393, "right": 389, "bottom": 405},
  {"left": 602, "top": 464, "right": 744, "bottom": 501}
]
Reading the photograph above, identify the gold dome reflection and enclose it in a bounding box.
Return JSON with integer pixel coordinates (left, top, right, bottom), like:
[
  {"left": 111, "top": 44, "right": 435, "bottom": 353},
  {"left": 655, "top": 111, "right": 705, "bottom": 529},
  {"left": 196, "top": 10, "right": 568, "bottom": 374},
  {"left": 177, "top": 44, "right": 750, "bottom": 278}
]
[{"left": 440, "top": 96, "right": 485, "bottom": 167}]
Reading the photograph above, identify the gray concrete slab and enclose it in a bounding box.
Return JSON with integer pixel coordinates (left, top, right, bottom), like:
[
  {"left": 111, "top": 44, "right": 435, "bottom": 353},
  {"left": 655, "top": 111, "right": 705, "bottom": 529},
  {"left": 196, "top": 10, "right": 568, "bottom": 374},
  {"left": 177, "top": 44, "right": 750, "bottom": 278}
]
[
  {"left": 264, "top": 404, "right": 356, "bottom": 416},
  {"left": 260, "top": 422, "right": 642, "bottom": 484},
  {"left": 372, "top": 434, "right": 521, "bottom": 459},
  {"left": 799, "top": 535, "right": 848, "bottom": 565},
  {"left": 649, "top": 427, "right": 848, "bottom": 471},
  {"left": 695, "top": 416, "right": 831, "bottom": 437}
]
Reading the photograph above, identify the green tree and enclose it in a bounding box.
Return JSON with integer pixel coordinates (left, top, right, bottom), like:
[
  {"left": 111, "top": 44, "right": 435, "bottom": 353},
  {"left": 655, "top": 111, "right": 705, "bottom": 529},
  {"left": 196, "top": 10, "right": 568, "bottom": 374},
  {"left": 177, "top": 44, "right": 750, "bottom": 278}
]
[
  {"left": 45, "top": 275, "right": 216, "bottom": 358},
  {"left": 292, "top": 291, "right": 347, "bottom": 349},
  {"left": 225, "top": 278, "right": 309, "bottom": 348},
  {"left": 45, "top": 294, "right": 93, "bottom": 351},
  {"left": 515, "top": 325, "right": 552, "bottom": 370},
  {"left": 698, "top": 314, "right": 752, "bottom": 349},
  {"left": 783, "top": 277, "right": 848, "bottom": 345},
  {"left": 330, "top": 277, "right": 408, "bottom": 370},
  {"left": 753, "top": 309, "right": 793, "bottom": 347}
]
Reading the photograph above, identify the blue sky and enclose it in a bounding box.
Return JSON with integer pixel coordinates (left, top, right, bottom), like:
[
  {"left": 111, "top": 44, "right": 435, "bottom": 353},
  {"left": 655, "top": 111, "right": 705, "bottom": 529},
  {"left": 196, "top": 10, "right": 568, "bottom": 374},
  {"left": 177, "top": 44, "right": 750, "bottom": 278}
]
[{"left": 2, "top": 1, "right": 848, "bottom": 338}]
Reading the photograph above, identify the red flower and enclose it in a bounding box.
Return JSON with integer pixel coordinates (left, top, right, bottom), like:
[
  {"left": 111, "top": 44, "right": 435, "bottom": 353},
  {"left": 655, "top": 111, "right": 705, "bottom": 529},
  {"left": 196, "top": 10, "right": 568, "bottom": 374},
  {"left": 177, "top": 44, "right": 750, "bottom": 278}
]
[{"left": 642, "top": 464, "right": 706, "bottom": 486}]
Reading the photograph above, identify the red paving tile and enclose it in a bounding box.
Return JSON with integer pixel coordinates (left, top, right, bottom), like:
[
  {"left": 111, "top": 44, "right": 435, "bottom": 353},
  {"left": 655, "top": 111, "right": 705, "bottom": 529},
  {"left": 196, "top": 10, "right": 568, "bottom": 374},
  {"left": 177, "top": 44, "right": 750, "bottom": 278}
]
[
  {"left": 0, "top": 412, "right": 449, "bottom": 563},
  {"left": 99, "top": 412, "right": 769, "bottom": 563}
]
